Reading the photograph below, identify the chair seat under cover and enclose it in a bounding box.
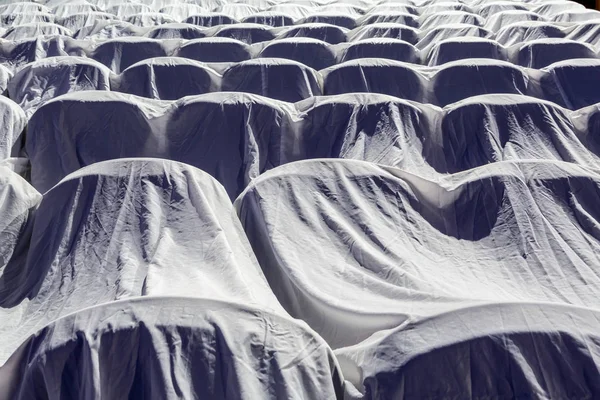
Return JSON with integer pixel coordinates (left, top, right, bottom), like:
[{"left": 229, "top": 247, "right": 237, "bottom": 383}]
[
  {"left": 236, "top": 159, "right": 600, "bottom": 348},
  {"left": 0, "top": 158, "right": 288, "bottom": 365},
  {"left": 1, "top": 297, "right": 344, "bottom": 400}
]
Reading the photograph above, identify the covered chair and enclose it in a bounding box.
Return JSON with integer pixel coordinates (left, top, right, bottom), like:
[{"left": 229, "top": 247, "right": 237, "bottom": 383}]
[
  {"left": 515, "top": 39, "right": 597, "bottom": 69},
  {"left": 322, "top": 58, "right": 426, "bottom": 102},
  {"left": 7, "top": 56, "right": 111, "bottom": 116},
  {"left": 176, "top": 37, "right": 252, "bottom": 62},
  {"left": 337, "top": 38, "right": 420, "bottom": 63},
  {"left": 258, "top": 38, "right": 337, "bottom": 70},
  {"left": 432, "top": 59, "right": 530, "bottom": 106},
  {"left": 114, "top": 57, "right": 220, "bottom": 100},
  {"left": 0, "top": 96, "right": 26, "bottom": 159},
  {"left": 222, "top": 58, "right": 322, "bottom": 102},
  {"left": 90, "top": 37, "right": 167, "bottom": 74},
  {"left": 439, "top": 94, "right": 597, "bottom": 172},
  {"left": 277, "top": 23, "right": 349, "bottom": 44},
  {"left": 26, "top": 91, "right": 295, "bottom": 198},
  {"left": 426, "top": 37, "right": 507, "bottom": 66},
  {"left": 540, "top": 59, "right": 600, "bottom": 110}
]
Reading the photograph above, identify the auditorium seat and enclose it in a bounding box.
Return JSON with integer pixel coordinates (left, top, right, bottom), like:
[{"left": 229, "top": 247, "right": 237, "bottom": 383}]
[
  {"left": 52, "top": 2, "right": 99, "bottom": 18},
  {"left": 357, "top": 11, "right": 418, "bottom": 27},
  {"left": 7, "top": 56, "right": 111, "bottom": 115},
  {"left": 485, "top": 10, "right": 546, "bottom": 33},
  {"left": 416, "top": 24, "right": 490, "bottom": 49},
  {"left": 338, "top": 38, "right": 420, "bottom": 63},
  {"left": 2, "top": 22, "right": 71, "bottom": 40},
  {"left": 0, "top": 13, "right": 54, "bottom": 28},
  {"left": 74, "top": 19, "right": 143, "bottom": 39},
  {"left": 176, "top": 37, "right": 252, "bottom": 62},
  {"left": 144, "top": 23, "right": 206, "bottom": 39},
  {"left": 553, "top": 9, "right": 600, "bottom": 23},
  {"left": 5, "top": 297, "right": 343, "bottom": 399},
  {"left": 566, "top": 20, "right": 600, "bottom": 47},
  {"left": 222, "top": 58, "right": 321, "bottom": 102},
  {"left": 126, "top": 12, "right": 177, "bottom": 27},
  {"left": 348, "top": 22, "right": 419, "bottom": 43},
  {"left": 476, "top": 2, "right": 528, "bottom": 18},
  {"left": 57, "top": 12, "right": 117, "bottom": 32},
  {"left": 158, "top": 3, "right": 207, "bottom": 21},
  {"left": 322, "top": 58, "right": 425, "bottom": 101},
  {"left": 183, "top": 13, "right": 237, "bottom": 27},
  {"left": 439, "top": 94, "right": 595, "bottom": 172},
  {"left": 541, "top": 59, "right": 600, "bottom": 110},
  {"left": 0, "top": 2, "right": 49, "bottom": 15},
  {"left": 258, "top": 38, "right": 336, "bottom": 70},
  {"left": 0, "top": 64, "right": 12, "bottom": 93},
  {"left": 215, "top": 3, "right": 260, "bottom": 20},
  {"left": 433, "top": 59, "right": 530, "bottom": 106},
  {"left": 114, "top": 57, "right": 219, "bottom": 100},
  {"left": 0, "top": 35, "right": 86, "bottom": 70},
  {"left": 367, "top": 3, "right": 418, "bottom": 15},
  {"left": 242, "top": 11, "right": 294, "bottom": 27},
  {"left": 422, "top": 2, "right": 474, "bottom": 15},
  {"left": 419, "top": 11, "right": 484, "bottom": 30},
  {"left": 0, "top": 165, "right": 40, "bottom": 307},
  {"left": 211, "top": 23, "right": 276, "bottom": 44},
  {"left": 267, "top": 3, "right": 313, "bottom": 20},
  {"left": 0, "top": 96, "right": 27, "bottom": 159},
  {"left": 299, "top": 13, "right": 358, "bottom": 29},
  {"left": 278, "top": 23, "right": 348, "bottom": 44},
  {"left": 236, "top": 159, "right": 600, "bottom": 348},
  {"left": 426, "top": 37, "right": 507, "bottom": 66},
  {"left": 515, "top": 39, "right": 597, "bottom": 69},
  {"left": 91, "top": 37, "right": 167, "bottom": 73},
  {"left": 494, "top": 21, "right": 566, "bottom": 46},
  {"left": 26, "top": 92, "right": 294, "bottom": 198},
  {"left": 106, "top": 3, "right": 152, "bottom": 18},
  {"left": 291, "top": 93, "right": 437, "bottom": 173},
  {"left": 532, "top": 1, "right": 585, "bottom": 17}
]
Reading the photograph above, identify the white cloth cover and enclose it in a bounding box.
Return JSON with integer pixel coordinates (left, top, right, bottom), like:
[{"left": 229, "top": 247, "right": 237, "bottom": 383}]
[
  {"left": 432, "top": 59, "right": 530, "bottom": 106},
  {"left": 426, "top": 37, "right": 507, "bottom": 66},
  {"left": 7, "top": 56, "right": 111, "bottom": 116},
  {"left": 56, "top": 12, "right": 117, "bottom": 32},
  {"left": 0, "top": 13, "right": 54, "bottom": 28},
  {"left": 236, "top": 159, "right": 600, "bottom": 351},
  {"left": 439, "top": 94, "right": 599, "bottom": 172},
  {"left": 176, "top": 37, "right": 252, "bottom": 62},
  {"left": 144, "top": 23, "right": 207, "bottom": 39},
  {"left": 221, "top": 58, "right": 322, "bottom": 102},
  {"left": 26, "top": 91, "right": 295, "bottom": 197},
  {"left": 183, "top": 13, "right": 238, "bottom": 27},
  {"left": 337, "top": 39, "right": 420, "bottom": 64},
  {"left": 209, "top": 23, "right": 276, "bottom": 44},
  {"left": 337, "top": 302, "right": 600, "bottom": 399},
  {"left": 299, "top": 13, "right": 357, "bottom": 30},
  {"left": 494, "top": 21, "right": 566, "bottom": 46},
  {"left": 347, "top": 23, "right": 419, "bottom": 44},
  {"left": 113, "top": 57, "right": 220, "bottom": 99},
  {"left": 0, "top": 167, "right": 40, "bottom": 301},
  {"left": 90, "top": 37, "right": 167, "bottom": 73},
  {"left": 515, "top": 39, "right": 597, "bottom": 69},
  {"left": 0, "top": 35, "right": 87, "bottom": 71},
  {"left": 0, "top": 97, "right": 26, "bottom": 160},
  {"left": 2, "top": 297, "right": 343, "bottom": 400},
  {"left": 0, "top": 158, "right": 291, "bottom": 364},
  {"left": 322, "top": 59, "right": 425, "bottom": 101},
  {"left": 278, "top": 23, "right": 349, "bottom": 44},
  {"left": 242, "top": 11, "right": 295, "bottom": 27},
  {"left": 258, "top": 38, "right": 336, "bottom": 70},
  {"left": 290, "top": 93, "right": 439, "bottom": 175},
  {"left": 540, "top": 59, "right": 600, "bottom": 110},
  {"left": 2, "top": 22, "right": 71, "bottom": 40}
]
